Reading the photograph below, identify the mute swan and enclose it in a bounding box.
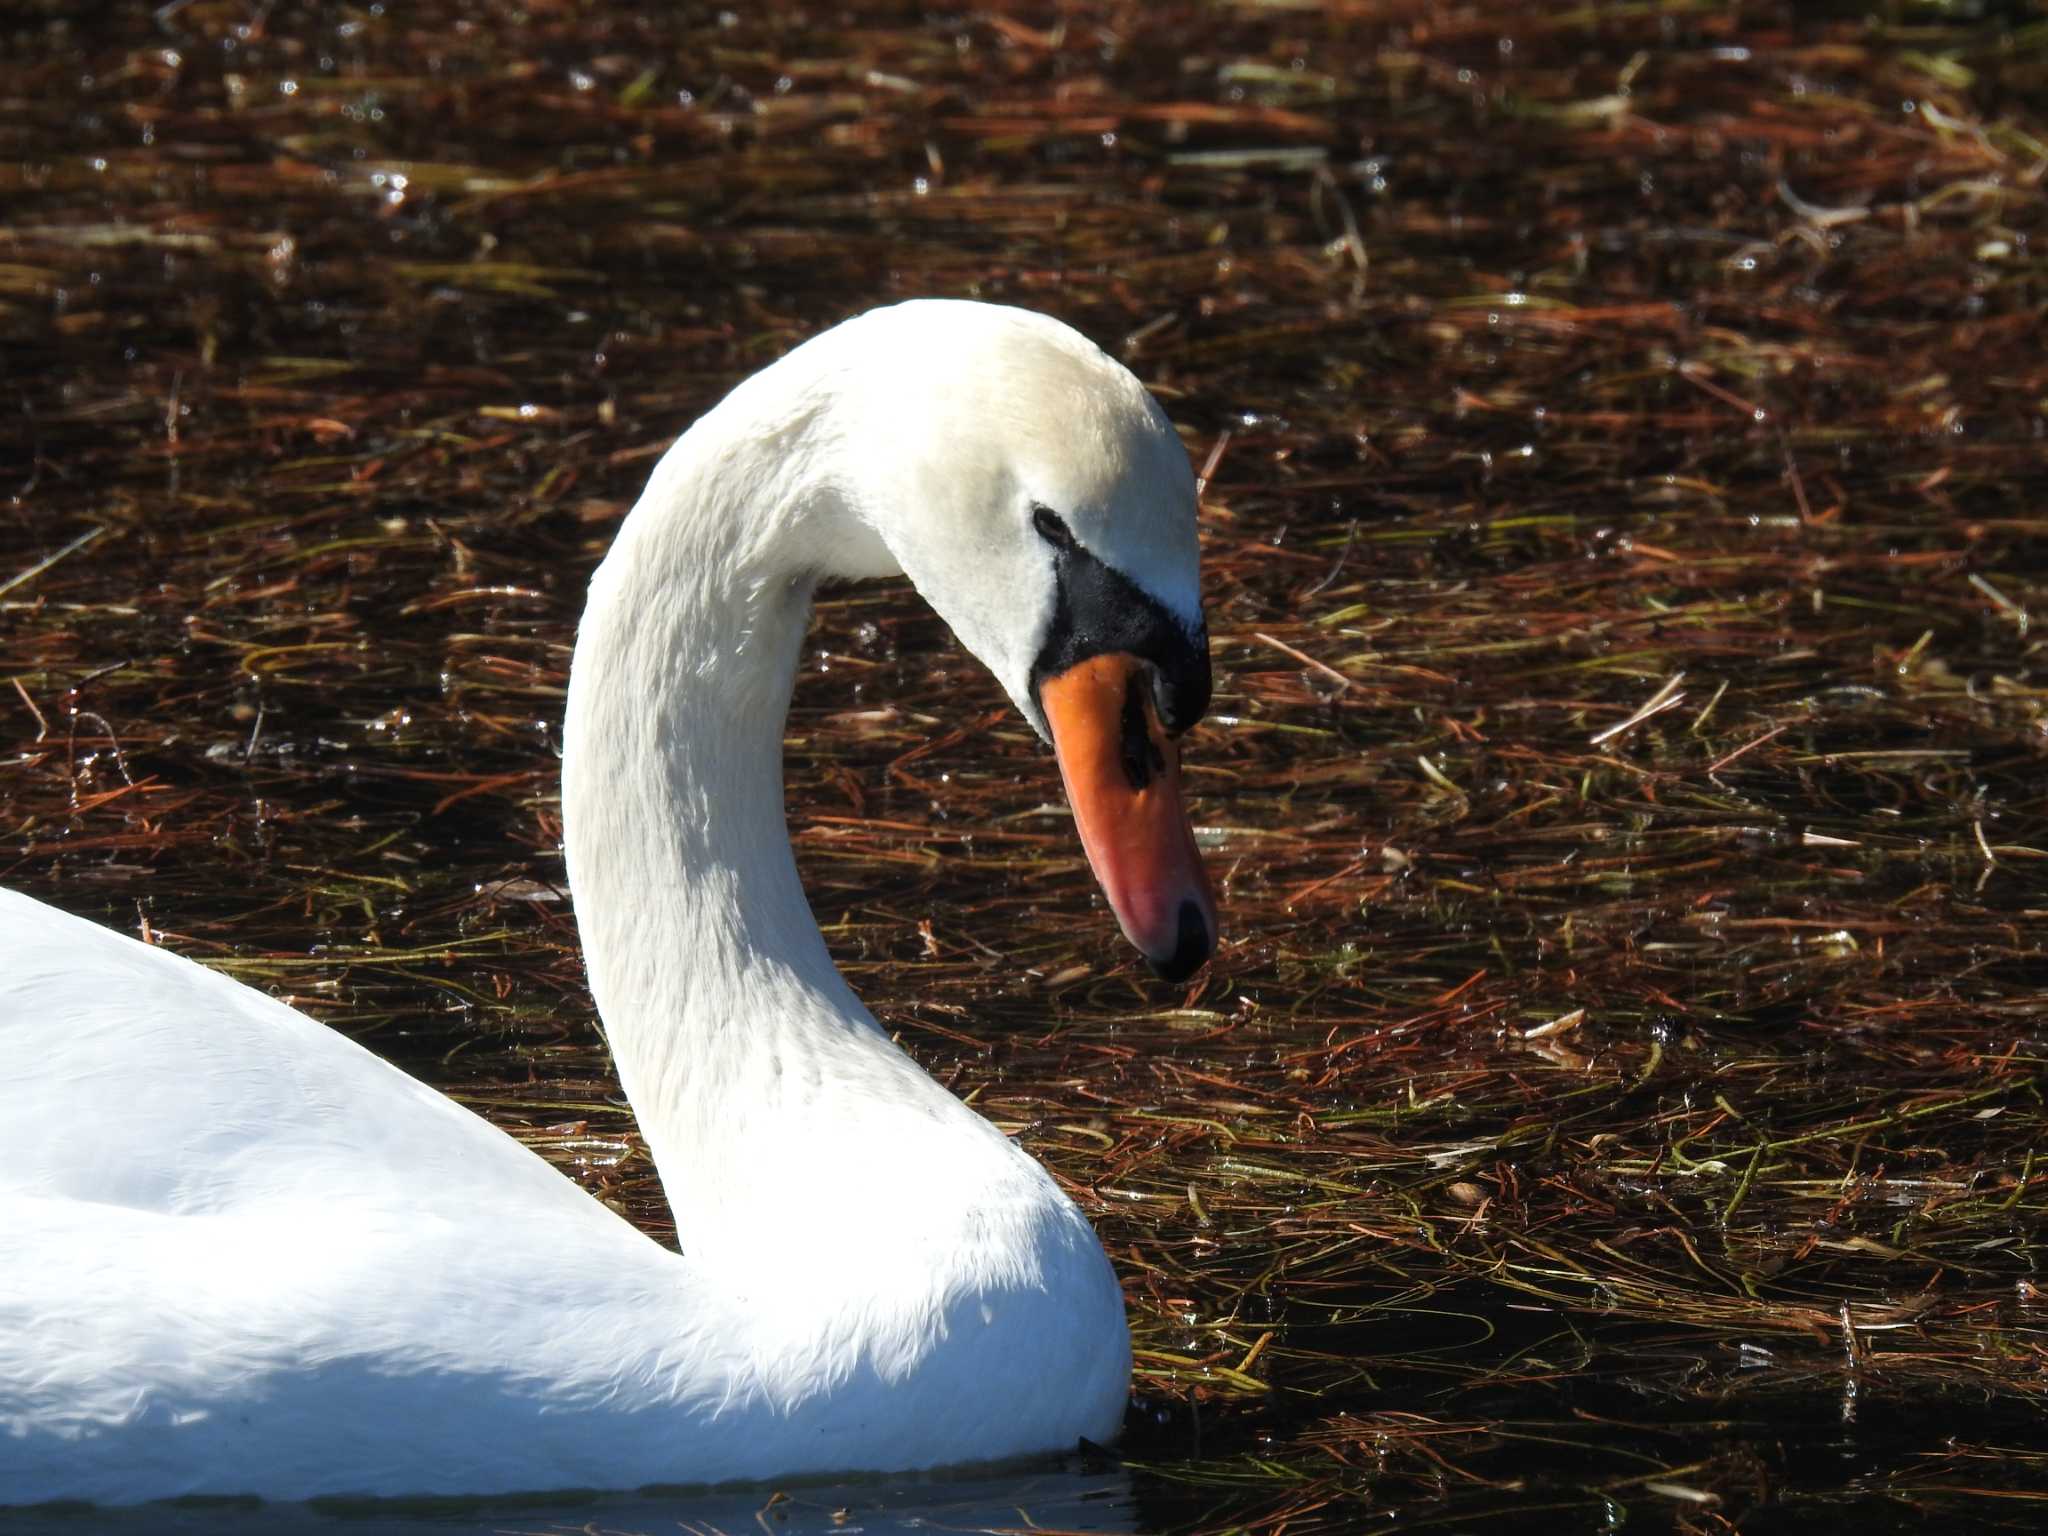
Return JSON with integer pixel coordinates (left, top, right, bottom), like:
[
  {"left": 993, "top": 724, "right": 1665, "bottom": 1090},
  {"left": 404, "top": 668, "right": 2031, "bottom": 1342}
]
[{"left": 0, "top": 299, "right": 1217, "bottom": 1506}]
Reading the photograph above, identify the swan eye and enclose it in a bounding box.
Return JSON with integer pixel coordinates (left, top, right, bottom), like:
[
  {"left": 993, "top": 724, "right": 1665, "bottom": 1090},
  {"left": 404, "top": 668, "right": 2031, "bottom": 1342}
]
[{"left": 1031, "top": 504, "right": 1075, "bottom": 550}]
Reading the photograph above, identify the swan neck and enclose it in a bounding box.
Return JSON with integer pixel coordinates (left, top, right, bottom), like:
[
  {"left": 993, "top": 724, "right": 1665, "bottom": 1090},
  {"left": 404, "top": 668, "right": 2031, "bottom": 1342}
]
[{"left": 559, "top": 375, "right": 919, "bottom": 1253}]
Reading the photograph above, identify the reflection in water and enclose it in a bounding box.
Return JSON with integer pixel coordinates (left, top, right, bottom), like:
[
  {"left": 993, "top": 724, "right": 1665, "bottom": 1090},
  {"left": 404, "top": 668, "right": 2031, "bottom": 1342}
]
[{"left": 6, "top": 1466, "right": 1135, "bottom": 1536}]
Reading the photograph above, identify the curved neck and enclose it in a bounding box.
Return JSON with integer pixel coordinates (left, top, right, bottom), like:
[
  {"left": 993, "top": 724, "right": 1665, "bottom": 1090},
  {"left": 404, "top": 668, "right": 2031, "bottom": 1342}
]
[{"left": 559, "top": 366, "right": 998, "bottom": 1260}]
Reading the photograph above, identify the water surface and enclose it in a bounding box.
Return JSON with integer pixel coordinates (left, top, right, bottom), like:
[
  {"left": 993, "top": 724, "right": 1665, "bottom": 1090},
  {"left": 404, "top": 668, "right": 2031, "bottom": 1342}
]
[{"left": 6, "top": 3, "right": 2048, "bottom": 1529}]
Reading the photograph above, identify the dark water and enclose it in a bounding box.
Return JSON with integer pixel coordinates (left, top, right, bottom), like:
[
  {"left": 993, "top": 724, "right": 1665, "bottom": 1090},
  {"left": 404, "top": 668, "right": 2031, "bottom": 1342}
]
[
  {"left": 2, "top": 1467, "right": 1137, "bottom": 1535},
  {"left": 7, "top": 2, "right": 2048, "bottom": 1530}
]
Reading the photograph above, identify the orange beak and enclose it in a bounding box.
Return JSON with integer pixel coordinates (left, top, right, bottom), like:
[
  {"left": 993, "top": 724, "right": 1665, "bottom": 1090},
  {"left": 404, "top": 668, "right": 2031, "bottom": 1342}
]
[{"left": 1039, "top": 652, "right": 1218, "bottom": 982}]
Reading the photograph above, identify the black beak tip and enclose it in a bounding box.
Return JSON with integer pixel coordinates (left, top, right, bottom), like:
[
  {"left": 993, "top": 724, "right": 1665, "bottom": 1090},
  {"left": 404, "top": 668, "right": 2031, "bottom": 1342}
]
[{"left": 1147, "top": 899, "right": 1215, "bottom": 984}]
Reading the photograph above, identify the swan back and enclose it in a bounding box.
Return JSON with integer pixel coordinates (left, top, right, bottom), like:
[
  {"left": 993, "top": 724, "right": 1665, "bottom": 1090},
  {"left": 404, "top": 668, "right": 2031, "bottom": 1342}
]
[{"left": 0, "top": 890, "right": 579, "bottom": 1222}]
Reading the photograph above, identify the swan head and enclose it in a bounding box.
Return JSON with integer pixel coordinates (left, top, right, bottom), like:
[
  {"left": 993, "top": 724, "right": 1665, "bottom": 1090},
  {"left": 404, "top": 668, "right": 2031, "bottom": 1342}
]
[{"left": 831, "top": 301, "right": 1217, "bottom": 981}]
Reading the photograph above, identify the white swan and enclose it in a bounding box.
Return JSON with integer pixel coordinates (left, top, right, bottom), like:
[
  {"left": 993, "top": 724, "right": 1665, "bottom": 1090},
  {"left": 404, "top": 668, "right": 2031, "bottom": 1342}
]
[{"left": 0, "top": 300, "right": 1218, "bottom": 1506}]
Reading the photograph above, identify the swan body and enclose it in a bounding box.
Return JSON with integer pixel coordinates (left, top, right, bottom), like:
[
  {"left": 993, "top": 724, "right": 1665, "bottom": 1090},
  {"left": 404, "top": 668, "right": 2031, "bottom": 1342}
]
[{"left": 0, "top": 301, "right": 1215, "bottom": 1506}]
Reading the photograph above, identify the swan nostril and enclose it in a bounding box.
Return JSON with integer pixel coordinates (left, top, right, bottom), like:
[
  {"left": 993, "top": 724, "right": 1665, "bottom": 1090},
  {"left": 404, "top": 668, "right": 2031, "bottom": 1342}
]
[
  {"left": 1118, "top": 672, "right": 1166, "bottom": 792},
  {"left": 1148, "top": 899, "right": 1214, "bottom": 983}
]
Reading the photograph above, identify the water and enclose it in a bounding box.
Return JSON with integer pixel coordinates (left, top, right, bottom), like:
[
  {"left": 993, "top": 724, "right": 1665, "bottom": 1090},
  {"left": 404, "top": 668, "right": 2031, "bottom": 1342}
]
[
  {"left": 6, "top": 2, "right": 2048, "bottom": 1528},
  {"left": 3, "top": 1467, "right": 1137, "bottom": 1535}
]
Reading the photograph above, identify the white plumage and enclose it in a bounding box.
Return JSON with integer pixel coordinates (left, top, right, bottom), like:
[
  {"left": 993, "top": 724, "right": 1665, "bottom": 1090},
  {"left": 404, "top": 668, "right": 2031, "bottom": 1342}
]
[{"left": 0, "top": 300, "right": 1207, "bottom": 1505}]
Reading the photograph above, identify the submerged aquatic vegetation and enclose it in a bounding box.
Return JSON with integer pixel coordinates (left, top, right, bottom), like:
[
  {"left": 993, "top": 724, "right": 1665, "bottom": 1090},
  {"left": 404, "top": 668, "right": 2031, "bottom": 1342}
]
[{"left": 4, "top": 1, "right": 2048, "bottom": 1529}]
